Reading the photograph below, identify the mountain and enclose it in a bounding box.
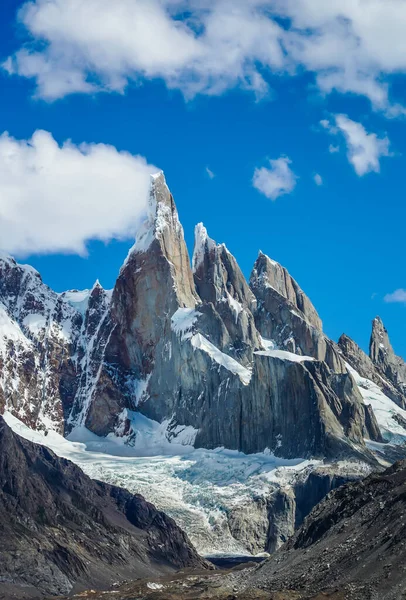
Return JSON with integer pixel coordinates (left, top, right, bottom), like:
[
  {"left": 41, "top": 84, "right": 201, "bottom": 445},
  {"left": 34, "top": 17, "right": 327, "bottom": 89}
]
[
  {"left": 1, "top": 172, "right": 406, "bottom": 566},
  {"left": 242, "top": 459, "right": 406, "bottom": 600},
  {"left": 0, "top": 415, "right": 204, "bottom": 599},
  {"left": 0, "top": 173, "right": 391, "bottom": 461}
]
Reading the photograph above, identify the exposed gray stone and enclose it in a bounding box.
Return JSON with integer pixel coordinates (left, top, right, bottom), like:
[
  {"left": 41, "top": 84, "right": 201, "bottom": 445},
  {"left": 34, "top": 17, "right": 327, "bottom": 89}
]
[
  {"left": 250, "top": 252, "right": 345, "bottom": 373},
  {"left": 370, "top": 316, "right": 406, "bottom": 404},
  {"left": 338, "top": 332, "right": 406, "bottom": 409}
]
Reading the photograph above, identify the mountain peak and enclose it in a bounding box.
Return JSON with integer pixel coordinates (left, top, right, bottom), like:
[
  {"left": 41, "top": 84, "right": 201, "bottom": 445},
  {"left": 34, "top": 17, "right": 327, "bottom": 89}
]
[
  {"left": 251, "top": 252, "right": 322, "bottom": 331},
  {"left": 192, "top": 222, "right": 217, "bottom": 272}
]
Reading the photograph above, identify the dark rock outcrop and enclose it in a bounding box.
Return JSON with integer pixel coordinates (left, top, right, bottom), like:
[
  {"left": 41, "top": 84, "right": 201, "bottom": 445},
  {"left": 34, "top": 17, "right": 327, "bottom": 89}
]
[
  {"left": 0, "top": 416, "right": 204, "bottom": 598},
  {"left": 245, "top": 460, "right": 406, "bottom": 599}
]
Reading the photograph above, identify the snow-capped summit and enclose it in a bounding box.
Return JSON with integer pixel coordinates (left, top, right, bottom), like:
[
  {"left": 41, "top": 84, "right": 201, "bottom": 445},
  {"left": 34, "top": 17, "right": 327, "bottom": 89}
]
[{"left": 192, "top": 222, "right": 217, "bottom": 272}]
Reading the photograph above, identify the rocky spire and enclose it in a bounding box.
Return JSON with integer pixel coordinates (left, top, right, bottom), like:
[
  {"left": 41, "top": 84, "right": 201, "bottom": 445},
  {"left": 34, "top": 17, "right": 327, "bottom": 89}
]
[
  {"left": 338, "top": 333, "right": 406, "bottom": 409},
  {"left": 113, "top": 172, "right": 199, "bottom": 352},
  {"left": 250, "top": 252, "right": 344, "bottom": 372},
  {"left": 192, "top": 223, "right": 262, "bottom": 362},
  {"left": 86, "top": 173, "right": 200, "bottom": 435},
  {"left": 193, "top": 222, "right": 256, "bottom": 311},
  {"left": 251, "top": 252, "right": 322, "bottom": 330},
  {"left": 126, "top": 172, "right": 198, "bottom": 308},
  {"left": 369, "top": 317, "right": 406, "bottom": 401}
]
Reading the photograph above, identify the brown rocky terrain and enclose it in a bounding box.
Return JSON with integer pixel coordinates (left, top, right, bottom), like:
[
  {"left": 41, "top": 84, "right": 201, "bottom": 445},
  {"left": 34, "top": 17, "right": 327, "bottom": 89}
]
[{"left": 0, "top": 416, "right": 205, "bottom": 599}]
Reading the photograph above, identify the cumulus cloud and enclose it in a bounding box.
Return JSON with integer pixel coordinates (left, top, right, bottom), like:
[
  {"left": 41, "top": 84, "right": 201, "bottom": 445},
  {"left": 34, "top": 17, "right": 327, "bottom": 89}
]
[
  {"left": 0, "top": 130, "right": 158, "bottom": 256},
  {"left": 384, "top": 289, "right": 406, "bottom": 304},
  {"left": 322, "top": 115, "right": 391, "bottom": 176},
  {"left": 3, "top": 0, "right": 406, "bottom": 112},
  {"left": 314, "top": 173, "right": 323, "bottom": 186},
  {"left": 335, "top": 115, "right": 391, "bottom": 176},
  {"left": 253, "top": 157, "right": 297, "bottom": 200}
]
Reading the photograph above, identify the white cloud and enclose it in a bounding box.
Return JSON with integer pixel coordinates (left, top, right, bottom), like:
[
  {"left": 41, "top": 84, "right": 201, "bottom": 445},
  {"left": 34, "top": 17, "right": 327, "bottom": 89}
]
[
  {"left": 384, "top": 289, "right": 406, "bottom": 304},
  {"left": 314, "top": 173, "right": 323, "bottom": 186},
  {"left": 334, "top": 115, "right": 390, "bottom": 176},
  {"left": 328, "top": 144, "right": 340, "bottom": 154},
  {"left": 0, "top": 130, "right": 158, "bottom": 256},
  {"left": 205, "top": 166, "right": 215, "bottom": 179},
  {"left": 4, "top": 0, "right": 406, "bottom": 113},
  {"left": 253, "top": 157, "right": 297, "bottom": 201}
]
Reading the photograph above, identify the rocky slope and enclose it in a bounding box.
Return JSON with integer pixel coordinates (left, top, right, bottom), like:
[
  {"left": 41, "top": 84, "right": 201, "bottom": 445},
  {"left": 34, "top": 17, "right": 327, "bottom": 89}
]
[
  {"left": 0, "top": 415, "right": 204, "bottom": 599},
  {"left": 0, "top": 173, "right": 389, "bottom": 460},
  {"left": 51, "top": 461, "right": 406, "bottom": 599},
  {"left": 242, "top": 459, "right": 406, "bottom": 599}
]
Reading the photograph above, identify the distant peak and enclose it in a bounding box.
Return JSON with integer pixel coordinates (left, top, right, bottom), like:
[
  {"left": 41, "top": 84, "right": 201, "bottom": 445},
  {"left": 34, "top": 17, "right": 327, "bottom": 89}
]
[
  {"left": 92, "top": 279, "right": 102, "bottom": 290},
  {"left": 0, "top": 251, "right": 41, "bottom": 279},
  {"left": 150, "top": 170, "right": 165, "bottom": 183},
  {"left": 125, "top": 171, "right": 175, "bottom": 259},
  {"left": 192, "top": 222, "right": 217, "bottom": 272},
  {"left": 255, "top": 250, "right": 278, "bottom": 269}
]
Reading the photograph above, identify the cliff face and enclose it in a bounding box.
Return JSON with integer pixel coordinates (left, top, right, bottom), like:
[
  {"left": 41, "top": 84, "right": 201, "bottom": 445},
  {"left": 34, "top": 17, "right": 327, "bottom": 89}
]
[
  {"left": 0, "top": 416, "right": 204, "bottom": 598},
  {"left": 0, "top": 174, "right": 394, "bottom": 459}
]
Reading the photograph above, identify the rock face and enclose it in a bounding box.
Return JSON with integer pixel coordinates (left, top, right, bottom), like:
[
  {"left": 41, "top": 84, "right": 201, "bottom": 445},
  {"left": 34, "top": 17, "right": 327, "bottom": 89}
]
[
  {"left": 245, "top": 460, "right": 406, "bottom": 600},
  {"left": 338, "top": 317, "right": 406, "bottom": 410},
  {"left": 0, "top": 174, "right": 390, "bottom": 460},
  {"left": 250, "top": 252, "right": 345, "bottom": 373},
  {"left": 227, "top": 467, "right": 358, "bottom": 556},
  {"left": 370, "top": 316, "right": 406, "bottom": 405},
  {"left": 0, "top": 252, "right": 113, "bottom": 435},
  {"left": 0, "top": 415, "right": 204, "bottom": 598}
]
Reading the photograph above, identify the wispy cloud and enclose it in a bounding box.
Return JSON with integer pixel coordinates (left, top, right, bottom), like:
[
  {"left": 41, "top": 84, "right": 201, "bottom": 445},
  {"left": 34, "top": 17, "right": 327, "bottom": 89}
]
[
  {"left": 384, "top": 289, "right": 406, "bottom": 304},
  {"left": 313, "top": 173, "right": 323, "bottom": 186},
  {"left": 253, "top": 156, "right": 297, "bottom": 201},
  {"left": 205, "top": 166, "right": 215, "bottom": 179},
  {"left": 328, "top": 144, "right": 340, "bottom": 154}
]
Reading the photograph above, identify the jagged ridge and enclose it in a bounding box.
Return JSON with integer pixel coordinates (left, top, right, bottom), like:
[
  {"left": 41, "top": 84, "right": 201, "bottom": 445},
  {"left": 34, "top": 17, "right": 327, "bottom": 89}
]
[{"left": 1, "top": 173, "right": 405, "bottom": 460}]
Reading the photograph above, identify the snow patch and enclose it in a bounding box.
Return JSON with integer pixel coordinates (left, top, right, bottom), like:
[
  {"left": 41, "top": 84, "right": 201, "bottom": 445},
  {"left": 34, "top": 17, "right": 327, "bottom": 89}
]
[
  {"left": 220, "top": 293, "right": 244, "bottom": 323},
  {"left": 347, "top": 363, "right": 406, "bottom": 445},
  {"left": 61, "top": 289, "right": 91, "bottom": 316},
  {"left": 171, "top": 308, "right": 200, "bottom": 341},
  {"left": 22, "top": 313, "right": 47, "bottom": 336},
  {"left": 0, "top": 304, "right": 30, "bottom": 346},
  {"left": 255, "top": 347, "right": 315, "bottom": 363},
  {"left": 191, "top": 333, "right": 252, "bottom": 385}
]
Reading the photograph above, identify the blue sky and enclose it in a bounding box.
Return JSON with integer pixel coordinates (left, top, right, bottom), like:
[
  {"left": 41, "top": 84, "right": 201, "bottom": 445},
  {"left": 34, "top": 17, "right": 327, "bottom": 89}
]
[{"left": 0, "top": 0, "right": 405, "bottom": 357}]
